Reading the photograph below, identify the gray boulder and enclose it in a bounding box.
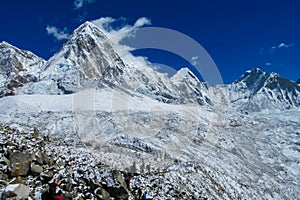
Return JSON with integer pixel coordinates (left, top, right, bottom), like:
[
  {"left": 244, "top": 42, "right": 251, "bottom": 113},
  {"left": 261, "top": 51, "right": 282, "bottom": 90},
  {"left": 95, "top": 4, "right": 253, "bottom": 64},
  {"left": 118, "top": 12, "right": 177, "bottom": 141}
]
[
  {"left": 2, "top": 184, "right": 30, "bottom": 199},
  {"left": 31, "top": 163, "right": 43, "bottom": 176}
]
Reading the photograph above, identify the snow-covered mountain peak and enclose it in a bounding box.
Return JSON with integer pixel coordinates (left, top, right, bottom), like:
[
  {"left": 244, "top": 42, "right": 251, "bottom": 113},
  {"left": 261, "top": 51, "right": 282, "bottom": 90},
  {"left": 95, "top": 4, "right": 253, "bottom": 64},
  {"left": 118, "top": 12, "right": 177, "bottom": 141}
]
[
  {"left": 68, "top": 21, "right": 108, "bottom": 44},
  {"left": 0, "top": 41, "right": 23, "bottom": 50},
  {"left": 33, "top": 21, "right": 126, "bottom": 94},
  {"left": 234, "top": 68, "right": 289, "bottom": 91},
  {"left": 0, "top": 41, "right": 13, "bottom": 48},
  {"left": 229, "top": 68, "right": 300, "bottom": 112},
  {"left": 240, "top": 68, "right": 297, "bottom": 91},
  {"left": 0, "top": 41, "right": 41, "bottom": 61},
  {"left": 0, "top": 41, "right": 45, "bottom": 96},
  {"left": 171, "top": 67, "right": 199, "bottom": 83},
  {"left": 297, "top": 76, "right": 300, "bottom": 84},
  {"left": 235, "top": 68, "right": 267, "bottom": 87},
  {"left": 73, "top": 21, "right": 103, "bottom": 32}
]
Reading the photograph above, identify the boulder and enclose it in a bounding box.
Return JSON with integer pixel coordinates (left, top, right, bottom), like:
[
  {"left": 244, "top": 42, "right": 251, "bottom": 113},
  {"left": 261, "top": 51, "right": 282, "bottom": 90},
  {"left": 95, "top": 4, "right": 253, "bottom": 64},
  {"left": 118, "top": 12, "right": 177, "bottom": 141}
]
[
  {"left": 31, "top": 163, "right": 43, "bottom": 176},
  {"left": 106, "top": 185, "right": 129, "bottom": 200},
  {"left": 9, "top": 151, "right": 32, "bottom": 176},
  {"left": 2, "top": 184, "right": 30, "bottom": 199},
  {"left": 42, "top": 152, "right": 52, "bottom": 165},
  {"left": 61, "top": 177, "right": 73, "bottom": 192},
  {"left": 32, "top": 151, "right": 43, "bottom": 165}
]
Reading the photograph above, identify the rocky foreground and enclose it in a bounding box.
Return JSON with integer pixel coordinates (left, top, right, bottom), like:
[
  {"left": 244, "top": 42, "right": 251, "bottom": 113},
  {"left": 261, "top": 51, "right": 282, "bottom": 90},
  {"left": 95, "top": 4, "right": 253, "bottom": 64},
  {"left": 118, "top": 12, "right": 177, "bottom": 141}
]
[
  {"left": 0, "top": 126, "right": 203, "bottom": 200},
  {"left": 0, "top": 125, "right": 130, "bottom": 199}
]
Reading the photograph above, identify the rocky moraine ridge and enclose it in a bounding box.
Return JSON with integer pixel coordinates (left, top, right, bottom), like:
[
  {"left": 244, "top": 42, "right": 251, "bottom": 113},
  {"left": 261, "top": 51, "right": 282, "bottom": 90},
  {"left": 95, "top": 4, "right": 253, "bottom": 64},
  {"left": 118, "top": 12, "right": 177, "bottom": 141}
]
[
  {"left": 0, "top": 125, "right": 129, "bottom": 199},
  {"left": 0, "top": 126, "right": 205, "bottom": 200}
]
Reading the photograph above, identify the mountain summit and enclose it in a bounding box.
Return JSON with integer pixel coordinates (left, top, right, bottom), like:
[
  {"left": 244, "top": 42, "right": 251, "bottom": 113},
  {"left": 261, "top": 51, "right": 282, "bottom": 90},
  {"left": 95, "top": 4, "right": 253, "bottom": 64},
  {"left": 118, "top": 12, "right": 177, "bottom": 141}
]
[
  {"left": 228, "top": 68, "right": 300, "bottom": 113},
  {"left": 38, "top": 21, "right": 125, "bottom": 93}
]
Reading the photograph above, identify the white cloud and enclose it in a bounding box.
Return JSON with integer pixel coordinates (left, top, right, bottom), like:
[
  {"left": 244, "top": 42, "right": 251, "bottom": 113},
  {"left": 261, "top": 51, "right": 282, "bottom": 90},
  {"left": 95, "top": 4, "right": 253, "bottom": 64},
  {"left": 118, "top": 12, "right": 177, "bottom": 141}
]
[
  {"left": 134, "top": 17, "right": 151, "bottom": 28},
  {"left": 46, "top": 26, "right": 69, "bottom": 40},
  {"left": 91, "top": 17, "right": 151, "bottom": 45},
  {"left": 191, "top": 56, "right": 199, "bottom": 66},
  {"left": 74, "top": 0, "right": 96, "bottom": 10},
  {"left": 91, "top": 17, "right": 152, "bottom": 71},
  {"left": 278, "top": 42, "right": 295, "bottom": 49},
  {"left": 91, "top": 17, "right": 151, "bottom": 51},
  {"left": 261, "top": 42, "right": 295, "bottom": 55},
  {"left": 91, "top": 17, "right": 116, "bottom": 31}
]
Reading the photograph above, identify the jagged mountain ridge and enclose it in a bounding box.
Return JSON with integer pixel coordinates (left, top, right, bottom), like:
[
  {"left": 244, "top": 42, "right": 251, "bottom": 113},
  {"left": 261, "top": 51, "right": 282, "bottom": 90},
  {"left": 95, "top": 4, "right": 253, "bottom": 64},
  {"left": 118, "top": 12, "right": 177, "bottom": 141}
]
[
  {"left": 1, "top": 22, "right": 299, "bottom": 112},
  {"left": 228, "top": 68, "right": 300, "bottom": 113},
  {"left": 0, "top": 42, "right": 45, "bottom": 97},
  {"left": 4, "top": 22, "right": 214, "bottom": 106},
  {"left": 17, "top": 22, "right": 126, "bottom": 95}
]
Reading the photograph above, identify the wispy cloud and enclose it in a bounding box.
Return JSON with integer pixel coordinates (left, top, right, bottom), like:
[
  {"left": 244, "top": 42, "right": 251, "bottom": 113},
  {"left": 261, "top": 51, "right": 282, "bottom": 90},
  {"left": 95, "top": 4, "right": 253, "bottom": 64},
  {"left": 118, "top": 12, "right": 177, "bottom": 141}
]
[
  {"left": 74, "top": 0, "right": 96, "bottom": 10},
  {"left": 260, "top": 42, "right": 295, "bottom": 55},
  {"left": 91, "top": 17, "right": 151, "bottom": 47},
  {"left": 191, "top": 56, "right": 199, "bottom": 66},
  {"left": 46, "top": 26, "right": 69, "bottom": 40},
  {"left": 134, "top": 17, "right": 152, "bottom": 28},
  {"left": 91, "top": 17, "right": 152, "bottom": 71}
]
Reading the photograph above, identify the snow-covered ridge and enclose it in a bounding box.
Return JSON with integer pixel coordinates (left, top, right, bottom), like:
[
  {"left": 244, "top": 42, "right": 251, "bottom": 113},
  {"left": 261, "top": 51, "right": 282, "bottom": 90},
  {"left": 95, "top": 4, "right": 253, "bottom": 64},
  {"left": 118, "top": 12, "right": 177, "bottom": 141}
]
[
  {"left": 0, "top": 41, "right": 45, "bottom": 97},
  {"left": 2, "top": 22, "right": 299, "bottom": 112},
  {"left": 0, "top": 41, "right": 45, "bottom": 75},
  {"left": 228, "top": 68, "right": 300, "bottom": 113}
]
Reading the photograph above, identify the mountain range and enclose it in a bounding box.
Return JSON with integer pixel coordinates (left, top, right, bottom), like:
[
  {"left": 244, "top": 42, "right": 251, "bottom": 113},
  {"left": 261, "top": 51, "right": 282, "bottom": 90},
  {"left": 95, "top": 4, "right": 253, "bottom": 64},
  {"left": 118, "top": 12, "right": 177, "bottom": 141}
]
[
  {"left": 0, "top": 21, "right": 299, "bottom": 199},
  {"left": 1, "top": 22, "right": 299, "bottom": 112}
]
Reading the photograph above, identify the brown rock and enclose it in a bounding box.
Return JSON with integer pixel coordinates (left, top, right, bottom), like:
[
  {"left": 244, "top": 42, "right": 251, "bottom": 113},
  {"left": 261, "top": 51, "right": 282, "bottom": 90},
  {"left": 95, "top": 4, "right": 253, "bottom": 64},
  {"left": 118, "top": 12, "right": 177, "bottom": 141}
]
[{"left": 9, "top": 151, "right": 32, "bottom": 176}]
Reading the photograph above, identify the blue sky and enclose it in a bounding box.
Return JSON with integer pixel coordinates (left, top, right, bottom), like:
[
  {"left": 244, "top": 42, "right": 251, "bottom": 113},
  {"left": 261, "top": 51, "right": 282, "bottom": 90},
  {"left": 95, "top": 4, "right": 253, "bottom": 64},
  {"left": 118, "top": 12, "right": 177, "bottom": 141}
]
[{"left": 1, "top": 0, "right": 299, "bottom": 84}]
